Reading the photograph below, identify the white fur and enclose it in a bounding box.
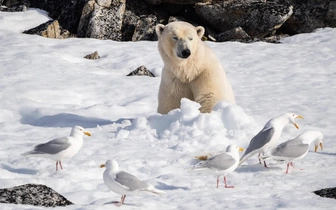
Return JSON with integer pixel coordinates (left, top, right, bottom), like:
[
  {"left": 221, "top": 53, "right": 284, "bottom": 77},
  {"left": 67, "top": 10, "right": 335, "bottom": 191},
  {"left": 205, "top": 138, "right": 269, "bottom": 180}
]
[{"left": 156, "top": 21, "right": 235, "bottom": 114}]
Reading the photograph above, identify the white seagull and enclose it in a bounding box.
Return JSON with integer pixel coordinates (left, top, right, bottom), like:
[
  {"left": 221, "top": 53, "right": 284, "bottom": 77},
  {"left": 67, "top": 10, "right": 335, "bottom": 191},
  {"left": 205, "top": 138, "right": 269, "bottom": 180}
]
[
  {"left": 260, "top": 130, "right": 324, "bottom": 173},
  {"left": 100, "top": 160, "right": 165, "bottom": 206},
  {"left": 21, "top": 126, "right": 91, "bottom": 171},
  {"left": 239, "top": 113, "right": 303, "bottom": 167},
  {"left": 190, "top": 145, "right": 244, "bottom": 188}
]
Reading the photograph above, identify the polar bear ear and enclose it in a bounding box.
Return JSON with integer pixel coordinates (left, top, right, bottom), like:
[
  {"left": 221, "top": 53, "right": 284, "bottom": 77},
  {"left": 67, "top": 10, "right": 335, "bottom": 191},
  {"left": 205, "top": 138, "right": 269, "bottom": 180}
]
[
  {"left": 196, "top": 26, "right": 205, "bottom": 38},
  {"left": 155, "top": 24, "right": 165, "bottom": 37}
]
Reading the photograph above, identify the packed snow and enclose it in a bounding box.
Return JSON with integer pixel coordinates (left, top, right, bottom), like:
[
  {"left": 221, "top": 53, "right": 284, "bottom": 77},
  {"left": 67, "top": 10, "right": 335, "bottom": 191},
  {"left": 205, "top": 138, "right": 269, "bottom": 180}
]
[{"left": 0, "top": 9, "right": 335, "bottom": 209}]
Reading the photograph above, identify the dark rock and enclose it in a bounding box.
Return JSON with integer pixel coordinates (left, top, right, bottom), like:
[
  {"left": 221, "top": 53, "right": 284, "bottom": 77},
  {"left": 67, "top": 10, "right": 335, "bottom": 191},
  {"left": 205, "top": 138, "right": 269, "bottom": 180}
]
[
  {"left": 0, "top": 184, "right": 73, "bottom": 207},
  {"left": 127, "top": 65, "right": 155, "bottom": 77},
  {"left": 23, "top": 20, "right": 75, "bottom": 39},
  {"left": 143, "top": 0, "right": 209, "bottom": 5},
  {"left": 281, "top": 0, "right": 336, "bottom": 35},
  {"left": 214, "top": 27, "right": 251, "bottom": 42},
  {"left": 84, "top": 51, "right": 100, "bottom": 60},
  {"left": 122, "top": 0, "right": 158, "bottom": 41},
  {"left": 28, "top": 0, "right": 87, "bottom": 34},
  {"left": 314, "top": 187, "right": 336, "bottom": 199},
  {"left": 132, "top": 14, "right": 158, "bottom": 41},
  {"left": 0, "top": 0, "right": 28, "bottom": 11},
  {"left": 195, "top": 0, "right": 293, "bottom": 38},
  {"left": 77, "top": 0, "right": 126, "bottom": 41}
]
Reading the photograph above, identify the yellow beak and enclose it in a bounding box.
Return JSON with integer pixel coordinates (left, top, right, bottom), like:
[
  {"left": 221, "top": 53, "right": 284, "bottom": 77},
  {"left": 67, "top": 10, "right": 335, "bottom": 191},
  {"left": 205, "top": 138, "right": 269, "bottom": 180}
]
[
  {"left": 294, "top": 115, "right": 303, "bottom": 129},
  {"left": 84, "top": 131, "right": 91, "bottom": 136},
  {"left": 315, "top": 142, "right": 323, "bottom": 152},
  {"left": 100, "top": 164, "right": 105, "bottom": 168},
  {"left": 239, "top": 147, "right": 244, "bottom": 152}
]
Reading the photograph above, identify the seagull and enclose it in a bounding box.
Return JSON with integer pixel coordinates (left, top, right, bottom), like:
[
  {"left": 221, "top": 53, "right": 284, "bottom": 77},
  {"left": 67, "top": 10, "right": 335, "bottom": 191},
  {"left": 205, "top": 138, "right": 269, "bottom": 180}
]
[
  {"left": 190, "top": 145, "right": 244, "bottom": 188},
  {"left": 260, "top": 130, "right": 324, "bottom": 173},
  {"left": 100, "top": 160, "right": 165, "bottom": 206},
  {"left": 21, "top": 126, "right": 91, "bottom": 171},
  {"left": 239, "top": 113, "right": 303, "bottom": 167}
]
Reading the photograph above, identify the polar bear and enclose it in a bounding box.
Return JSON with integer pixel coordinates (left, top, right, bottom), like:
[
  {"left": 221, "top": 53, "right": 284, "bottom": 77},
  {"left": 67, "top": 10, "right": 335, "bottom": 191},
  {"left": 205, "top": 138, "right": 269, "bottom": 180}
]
[{"left": 155, "top": 21, "right": 235, "bottom": 114}]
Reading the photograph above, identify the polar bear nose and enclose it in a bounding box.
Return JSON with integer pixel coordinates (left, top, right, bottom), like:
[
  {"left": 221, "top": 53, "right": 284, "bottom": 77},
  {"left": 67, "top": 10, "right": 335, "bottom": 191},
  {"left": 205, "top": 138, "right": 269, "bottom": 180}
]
[{"left": 181, "top": 49, "right": 191, "bottom": 58}]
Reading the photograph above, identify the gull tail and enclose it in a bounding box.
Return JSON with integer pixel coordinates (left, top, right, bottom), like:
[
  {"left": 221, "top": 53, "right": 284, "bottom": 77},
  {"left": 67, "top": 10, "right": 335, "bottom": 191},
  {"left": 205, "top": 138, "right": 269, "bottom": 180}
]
[
  {"left": 239, "top": 150, "right": 258, "bottom": 166},
  {"left": 145, "top": 187, "right": 166, "bottom": 196}
]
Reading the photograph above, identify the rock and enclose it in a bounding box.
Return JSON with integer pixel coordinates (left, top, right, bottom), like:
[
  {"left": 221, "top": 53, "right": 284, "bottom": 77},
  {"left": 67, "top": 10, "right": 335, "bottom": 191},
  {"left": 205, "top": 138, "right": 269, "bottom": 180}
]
[
  {"left": 0, "top": 0, "right": 28, "bottom": 11},
  {"left": 214, "top": 27, "right": 251, "bottom": 42},
  {"left": 195, "top": 0, "right": 293, "bottom": 38},
  {"left": 143, "top": 0, "right": 209, "bottom": 5},
  {"left": 281, "top": 0, "right": 336, "bottom": 34},
  {"left": 23, "top": 20, "right": 75, "bottom": 39},
  {"left": 122, "top": 0, "right": 158, "bottom": 41},
  {"left": 127, "top": 65, "right": 155, "bottom": 77},
  {"left": 84, "top": 51, "right": 100, "bottom": 60},
  {"left": 0, "top": 184, "right": 73, "bottom": 207},
  {"left": 77, "top": 0, "right": 126, "bottom": 40},
  {"left": 132, "top": 14, "right": 158, "bottom": 41},
  {"left": 28, "top": 0, "right": 87, "bottom": 34},
  {"left": 314, "top": 187, "right": 336, "bottom": 199}
]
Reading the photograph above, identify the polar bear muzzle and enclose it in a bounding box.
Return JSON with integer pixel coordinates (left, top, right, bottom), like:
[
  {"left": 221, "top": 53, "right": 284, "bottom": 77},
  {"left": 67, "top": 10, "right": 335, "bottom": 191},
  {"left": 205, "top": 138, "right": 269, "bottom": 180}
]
[{"left": 178, "top": 49, "right": 191, "bottom": 59}]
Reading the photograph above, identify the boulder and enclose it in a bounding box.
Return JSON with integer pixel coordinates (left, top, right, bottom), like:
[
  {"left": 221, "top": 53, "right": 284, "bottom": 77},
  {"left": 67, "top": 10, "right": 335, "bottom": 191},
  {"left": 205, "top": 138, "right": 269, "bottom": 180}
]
[
  {"left": 84, "top": 51, "right": 100, "bottom": 60},
  {"left": 127, "top": 65, "right": 155, "bottom": 77},
  {"left": 132, "top": 14, "right": 158, "bottom": 41},
  {"left": 0, "top": 0, "right": 28, "bottom": 11},
  {"left": 77, "top": 0, "right": 126, "bottom": 41},
  {"left": 281, "top": 0, "right": 336, "bottom": 34},
  {"left": 0, "top": 184, "right": 73, "bottom": 207},
  {"left": 195, "top": 0, "right": 293, "bottom": 38},
  {"left": 143, "top": 0, "right": 209, "bottom": 5},
  {"left": 314, "top": 187, "right": 336, "bottom": 199},
  {"left": 28, "top": 0, "right": 87, "bottom": 34},
  {"left": 23, "top": 20, "right": 75, "bottom": 39}
]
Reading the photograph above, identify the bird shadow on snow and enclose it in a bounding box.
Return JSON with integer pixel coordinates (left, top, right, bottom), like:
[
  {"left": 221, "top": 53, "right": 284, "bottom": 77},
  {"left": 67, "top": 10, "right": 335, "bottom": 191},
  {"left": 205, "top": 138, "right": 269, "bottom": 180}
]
[
  {"left": 20, "top": 111, "right": 130, "bottom": 128},
  {"left": 0, "top": 163, "right": 39, "bottom": 175},
  {"left": 155, "top": 181, "right": 190, "bottom": 191}
]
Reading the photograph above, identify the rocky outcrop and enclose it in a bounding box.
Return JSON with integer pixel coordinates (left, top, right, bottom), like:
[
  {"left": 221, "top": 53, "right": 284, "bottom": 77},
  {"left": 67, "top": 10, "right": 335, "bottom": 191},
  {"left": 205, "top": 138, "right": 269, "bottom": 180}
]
[
  {"left": 1, "top": 0, "right": 335, "bottom": 42},
  {"left": 314, "top": 187, "right": 336, "bottom": 199},
  {"left": 195, "top": 0, "right": 293, "bottom": 38},
  {"left": 77, "top": 0, "right": 126, "bottom": 41},
  {"left": 23, "top": 20, "right": 75, "bottom": 39},
  {"left": 0, "top": 184, "right": 73, "bottom": 207},
  {"left": 281, "top": 0, "right": 336, "bottom": 35},
  {"left": 127, "top": 65, "right": 155, "bottom": 77},
  {"left": 84, "top": 51, "right": 100, "bottom": 60}
]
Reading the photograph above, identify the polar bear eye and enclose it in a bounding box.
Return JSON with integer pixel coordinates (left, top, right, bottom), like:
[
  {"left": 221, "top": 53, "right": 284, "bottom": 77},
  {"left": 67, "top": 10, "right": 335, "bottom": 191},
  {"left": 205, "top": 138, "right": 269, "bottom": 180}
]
[
  {"left": 188, "top": 37, "right": 193, "bottom": 41},
  {"left": 173, "top": 36, "right": 178, "bottom": 40}
]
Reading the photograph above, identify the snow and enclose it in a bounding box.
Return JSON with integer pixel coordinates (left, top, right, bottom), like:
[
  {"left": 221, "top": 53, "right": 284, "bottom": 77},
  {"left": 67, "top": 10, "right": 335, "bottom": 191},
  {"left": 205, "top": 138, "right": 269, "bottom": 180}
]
[{"left": 1, "top": 9, "right": 336, "bottom": 209}]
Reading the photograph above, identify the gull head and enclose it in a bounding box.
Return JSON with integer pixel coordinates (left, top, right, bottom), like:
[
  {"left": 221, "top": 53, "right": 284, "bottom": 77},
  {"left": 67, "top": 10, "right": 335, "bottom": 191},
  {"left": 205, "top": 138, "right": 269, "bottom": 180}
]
[
  {"left": 226, "top": 144, "right": 244, "bottom": 153},
  {"left": 71, "top": 126, "right": 91, "bottom": 137},
  {"left": 287, "top": 113, "right": 304, "bottom": 129},
  {"left": 100, "top": 159, "right": 119, "bottom": 171}
]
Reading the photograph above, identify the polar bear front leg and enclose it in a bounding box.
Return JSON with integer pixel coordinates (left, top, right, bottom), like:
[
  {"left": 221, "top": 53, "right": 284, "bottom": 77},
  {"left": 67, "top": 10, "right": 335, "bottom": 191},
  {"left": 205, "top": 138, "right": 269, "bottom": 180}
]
[{"left": 157, "top": 83, "right": 180, "bottom": 114}]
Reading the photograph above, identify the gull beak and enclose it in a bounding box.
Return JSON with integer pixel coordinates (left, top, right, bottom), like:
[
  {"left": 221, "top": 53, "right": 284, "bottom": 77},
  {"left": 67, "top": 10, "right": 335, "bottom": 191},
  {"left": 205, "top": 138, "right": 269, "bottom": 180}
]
[
  {"left": 84, "top": 131, "right": 91, "bottom": 136},
  {"left": 294, "top": 123, "right": 299, "bottom": 129},
  {"left": 294, "top": 115, "right": 303, "bottom": 129},
  {"left": 100, "top": 164, "right": 106, "bottom": 168},
  {"left": 239, "top": 147, "right": 244, "bottom": 152},
  {"left": 314, "top": 143, "right": 323, "bottom": 152}
]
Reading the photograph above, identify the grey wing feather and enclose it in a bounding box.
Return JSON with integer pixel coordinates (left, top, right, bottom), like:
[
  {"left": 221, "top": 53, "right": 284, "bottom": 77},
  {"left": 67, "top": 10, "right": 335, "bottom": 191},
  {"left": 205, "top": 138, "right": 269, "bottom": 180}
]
[
  {"left": 31, "top": 137, "right": 71, "bottom": 155},
  {"left": 271, "top": 140, "right": 309, "bottom": 159},
  {"left": 244, "top": 127, "right": 275, "bottom": 155},
  {"left": 115, "top": 171, "right": 149, "bottom": 191},
  {"left": 199, "top": 153, "right": 236, "bottom": 170}
]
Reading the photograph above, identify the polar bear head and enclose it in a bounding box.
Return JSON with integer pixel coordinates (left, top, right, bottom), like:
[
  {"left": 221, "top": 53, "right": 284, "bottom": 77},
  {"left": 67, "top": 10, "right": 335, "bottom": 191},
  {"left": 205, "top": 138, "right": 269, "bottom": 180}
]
[{"left": 155, "top": 22, "right": 205, "bottom": 61}]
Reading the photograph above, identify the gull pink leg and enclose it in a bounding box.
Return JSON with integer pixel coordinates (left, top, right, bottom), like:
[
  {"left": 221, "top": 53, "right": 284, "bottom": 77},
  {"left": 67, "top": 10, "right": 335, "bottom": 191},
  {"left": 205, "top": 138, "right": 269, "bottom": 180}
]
[
  {"left": 59, "top": 161, "right": 63, "bottom": 170},
  {"left": 224, "top": 176, "right": 234, "bottom": 188},
  {"left": 216, "top": 177, "right": 219, "bottom": 188}
]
